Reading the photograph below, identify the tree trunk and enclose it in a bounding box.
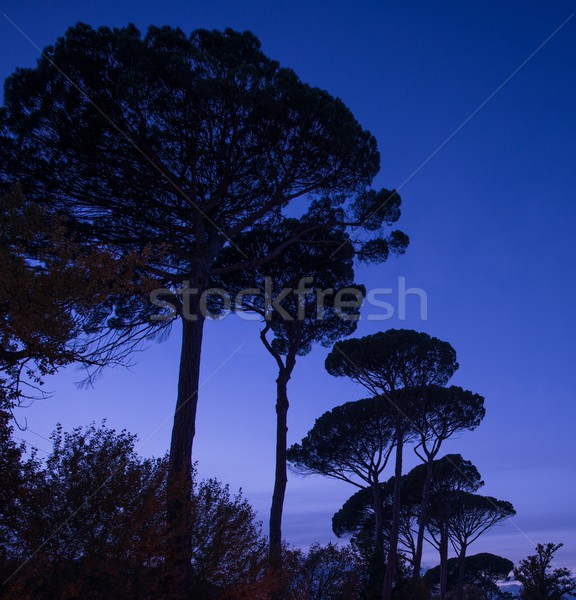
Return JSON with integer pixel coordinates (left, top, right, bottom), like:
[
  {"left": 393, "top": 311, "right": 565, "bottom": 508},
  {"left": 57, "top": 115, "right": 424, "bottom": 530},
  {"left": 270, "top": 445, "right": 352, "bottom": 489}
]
[
  {"left": 269, "top": 365, "right": 290, "bottom": 572},
  {"left": 381, "top": 431, "right": 404, "bottom": 600},
  {"left": 166, "top": 310, "right": 206, "bottom": 599},
  {"left": 412, "top": 459, "right": 434, "bottom": 580},
  {"left": 439, "top": 527, "right": 449, "bottom": 600},
  {"left": 456, "top": 545, "right": 467, "bottom": 600}
]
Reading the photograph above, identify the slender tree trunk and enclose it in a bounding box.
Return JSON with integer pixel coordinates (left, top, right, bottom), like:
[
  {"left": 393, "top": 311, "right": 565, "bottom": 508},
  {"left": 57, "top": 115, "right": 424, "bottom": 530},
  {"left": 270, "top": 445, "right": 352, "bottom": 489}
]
[
  {"left": 269, "top": 366, "right": 290, "bottom": 570},
  {"left": 166, "top": 303, "right": 206, "bottom": 599},
  {"left": 456, "top": 545, "right": 467, "bottom": 600},
  {"left": 268, "top": 349, "right": 296, "bottom": 597},
  {"left": 381, "top": 431, "right": 404, "bottom": 600},
  {"left": 412, "top": 459, "right": 434, "bottom": 580},
  {"left": 439, "top": 528, "right": 449, "bottom": 600}
]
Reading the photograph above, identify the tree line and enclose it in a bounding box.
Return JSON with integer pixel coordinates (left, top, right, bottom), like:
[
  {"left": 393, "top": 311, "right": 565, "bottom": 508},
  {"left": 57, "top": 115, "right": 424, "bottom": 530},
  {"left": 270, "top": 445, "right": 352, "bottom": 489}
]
[{"left": 0, "top": 415, "right": 573, "bottom": 599}]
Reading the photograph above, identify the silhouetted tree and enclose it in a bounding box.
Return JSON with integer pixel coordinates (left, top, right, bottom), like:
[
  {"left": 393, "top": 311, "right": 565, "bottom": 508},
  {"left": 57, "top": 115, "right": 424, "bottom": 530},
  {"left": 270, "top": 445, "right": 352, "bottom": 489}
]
[
  {"left": 423, "top": 456, "right": 484, "bottom": 600},
  {"left": 0, "top": 24, "right": 408, "bottom": 592},
  {"left": 188, "top": 478, "right": 266, "bottom": 597},
  {"left": 409, "top": 385, "right": 485, "bottom": 580},
  {"left": 514, "top": 543, "right": 576, "bottom": 600},
  {"left": 445, "top": 492, "right": 515, "bottom": 600},
  {"left": 217, "top": 217, "right": 383, "bottom": 576},
  {"left": 1, "top": 421, "right": 167, "bottom": 598},
  {"left": 287, "top": 396, "right": 395, "bottom": 597},
  {"left": 325, "top": 329, "right": 458, "bottom": 599},
  {"left": 424, "top": 553, "right": 514, "bottom": 600},
  {"left": 0, "top": 409, "right": 42, "bottom": 575}
]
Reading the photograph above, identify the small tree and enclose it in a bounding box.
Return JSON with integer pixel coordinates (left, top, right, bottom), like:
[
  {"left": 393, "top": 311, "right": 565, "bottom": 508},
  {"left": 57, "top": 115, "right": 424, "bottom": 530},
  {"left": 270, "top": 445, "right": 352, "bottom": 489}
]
[
  {"left": 287, "top": 543, "right": 365, "bottom": 600},
  {"left": 514, "top": 543, "right": 576, "bottom": 600},
  {"left": 1, "top": 421, "right": 167, "bottom": 598},
  {"left": 189, "top": 478, "right": 266, "bottom": 597},
  {"left": 0, "top": 421, "right": 266, "bottom": 599},
  {"left": 424, "top": 553, "right": 514, "bottom": 600},
  {"left": 446, "top": 492, "right": 516, "bottom": 600},
  {"left": 0, "top": 409, "right": 42, "bottom": 573}
]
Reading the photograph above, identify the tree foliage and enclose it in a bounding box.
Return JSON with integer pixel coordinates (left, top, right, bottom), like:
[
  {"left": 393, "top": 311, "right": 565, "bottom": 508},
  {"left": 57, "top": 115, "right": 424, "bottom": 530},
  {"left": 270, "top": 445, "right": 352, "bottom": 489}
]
[
  {"left": 447, "top": 492, "right": 516, "bottom": 554},
  {"left": 410, "top": 385, "right": 485, "bottom": 463},
  {"left": 325, "top": 329, "right": 458, "bottom": 395},
  {"left": 287, "top": 396, "right": 395, "bottom": 488},
  {"left": 423, "top": 553, "right": 514, "bottom": 599},
  {"left": 0, "top": 22, "right": 398, "bottom": 299},
  {"left": 0, "top": 189, "right": 149, "bottom": 408},
  {"left": 0, "top": 420, "right": 266, "bottom": 599}
]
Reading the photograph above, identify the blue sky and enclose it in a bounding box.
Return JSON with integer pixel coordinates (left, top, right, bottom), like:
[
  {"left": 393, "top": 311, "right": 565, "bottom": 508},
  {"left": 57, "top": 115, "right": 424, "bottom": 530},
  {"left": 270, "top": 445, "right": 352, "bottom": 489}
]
[{"left": 2, "top": 0, "right": 575, "bottom": 571}]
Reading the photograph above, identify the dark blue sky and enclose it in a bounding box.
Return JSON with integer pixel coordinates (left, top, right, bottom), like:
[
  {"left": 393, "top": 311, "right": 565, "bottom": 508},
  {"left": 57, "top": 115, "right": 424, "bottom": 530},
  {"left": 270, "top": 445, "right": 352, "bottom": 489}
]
[{"left": 2, "top": 0, "right": 575, "bottom": 570}]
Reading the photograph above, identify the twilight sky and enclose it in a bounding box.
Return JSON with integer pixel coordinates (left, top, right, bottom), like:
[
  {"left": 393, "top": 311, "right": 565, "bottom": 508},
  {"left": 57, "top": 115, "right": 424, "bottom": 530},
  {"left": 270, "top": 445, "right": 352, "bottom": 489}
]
[{"left": 2, "top": 0, "right": 575, "bottom": 572}]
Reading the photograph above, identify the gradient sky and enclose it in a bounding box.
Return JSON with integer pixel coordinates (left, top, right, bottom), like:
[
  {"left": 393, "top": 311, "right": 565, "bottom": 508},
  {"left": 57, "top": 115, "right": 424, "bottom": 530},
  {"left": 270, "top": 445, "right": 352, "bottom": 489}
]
[{"left": 2, "top": 0, "right": 575, "bottom": 572}]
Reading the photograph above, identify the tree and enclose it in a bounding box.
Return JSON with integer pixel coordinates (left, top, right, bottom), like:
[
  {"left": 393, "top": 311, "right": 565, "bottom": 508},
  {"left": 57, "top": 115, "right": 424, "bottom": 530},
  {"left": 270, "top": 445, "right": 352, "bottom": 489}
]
[
  {"left": 423, "top": 455, "right": 484, "bottom": 600},
  {"left": 424, "top": 553, "right": 514, "bottom": 600},
  {"left": 1, "top": 24, "right": 408, "bottom": 593},
  {"left": 409, "top": 385, "right": 485, "bottom": 580},
  {"left": 287, "top": 396, "right": 395, "bottom": 597},
  {"left": 445, "top": 492, "right": 516, "bottom": 600},
  {"left": 514, "top": 543, "right": 576, "bottom": 600},
  {"left": 0, "top": 409, "right": 43, "bottom": 576},
  {"left": 217, "top": 216, "right": 377, "bottom": 576},
  {"left": 325, "top": 329, "right": 459, "bottom": 599}
]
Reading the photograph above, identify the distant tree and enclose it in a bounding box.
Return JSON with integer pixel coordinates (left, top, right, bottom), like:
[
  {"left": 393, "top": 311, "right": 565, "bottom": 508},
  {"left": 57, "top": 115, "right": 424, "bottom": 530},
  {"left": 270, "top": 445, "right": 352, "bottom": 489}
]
[
  {"left": 325, "top": 329, "right": 459, "bottom": 599},
  {"left": 423, "top": 455, "right": 484, "bottom": 600},
  {"left": 287, "top": 396, "right": 395, "bottom": 597},
  {"left": 445, "top": 492, "right": 516, "bottom": 600},
  {"left": 514, "top": 543, "right": 576, "bottom": 600},
  {"left": 424, "top": 553, "right": 514, "bottom": 600},
  {"left": 1, "top": 24, "right": 408, "bottom": 593},
  {"left": 409, "top": 385, "right": 485, "bottom": 580}
]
